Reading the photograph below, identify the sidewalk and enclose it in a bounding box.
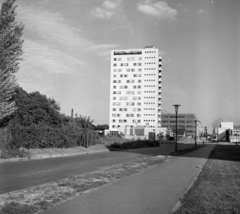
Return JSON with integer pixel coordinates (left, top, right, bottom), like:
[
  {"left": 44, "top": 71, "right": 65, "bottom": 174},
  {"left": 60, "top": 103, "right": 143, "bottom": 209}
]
[{"left": 41, "top": 144, "right": 216, "bottom": 214}]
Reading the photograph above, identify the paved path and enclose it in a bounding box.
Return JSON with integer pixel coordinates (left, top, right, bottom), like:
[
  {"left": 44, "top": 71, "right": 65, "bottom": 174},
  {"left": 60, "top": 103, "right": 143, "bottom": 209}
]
[
  {"left": 41, "top": 144, "right": 215, "bottom": 214},
  {"left": 0, "top": 143, "right": 193, "bottom": 194}
]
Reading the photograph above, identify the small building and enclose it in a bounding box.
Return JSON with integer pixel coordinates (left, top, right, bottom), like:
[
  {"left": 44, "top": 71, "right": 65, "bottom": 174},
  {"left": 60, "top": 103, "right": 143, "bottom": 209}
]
[{"left": 172, "top": 129, "right": 187, "bottom": 139}]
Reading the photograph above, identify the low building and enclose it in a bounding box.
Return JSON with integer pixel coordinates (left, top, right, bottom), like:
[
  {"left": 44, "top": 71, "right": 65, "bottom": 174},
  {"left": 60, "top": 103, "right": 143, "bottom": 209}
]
[
  {"left": 161, "top": 113, "right": 201, "bottom": 137},
  {"left": 118, "top": 126, "right": 167, "bottom": 140}
]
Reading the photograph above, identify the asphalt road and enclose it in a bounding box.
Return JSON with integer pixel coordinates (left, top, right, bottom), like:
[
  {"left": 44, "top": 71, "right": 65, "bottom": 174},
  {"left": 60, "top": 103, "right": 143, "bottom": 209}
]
[{"left": 0, "top": 144, "right": 193, "bottom": 194}]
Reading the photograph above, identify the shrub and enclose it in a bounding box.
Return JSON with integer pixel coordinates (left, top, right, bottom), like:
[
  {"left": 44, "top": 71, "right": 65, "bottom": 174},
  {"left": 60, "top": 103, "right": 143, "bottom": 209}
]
[{"left": 8, "top": 124, "right": 101, "bottom": 149}]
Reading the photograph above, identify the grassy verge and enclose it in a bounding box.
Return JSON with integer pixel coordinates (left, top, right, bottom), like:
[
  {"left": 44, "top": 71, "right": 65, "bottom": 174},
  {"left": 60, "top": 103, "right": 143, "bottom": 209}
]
[
  {"left": 170, "top": 145, "right": 205, "bottom": 156},
  {"left": 107, "top": 140, "right": 160, "bottom": 151},
  {"left": 173, "top": 145, "right": 240, "bottom": 214},
  {"left": 0, "top": 155, "right": 171, "bottom": 214}
]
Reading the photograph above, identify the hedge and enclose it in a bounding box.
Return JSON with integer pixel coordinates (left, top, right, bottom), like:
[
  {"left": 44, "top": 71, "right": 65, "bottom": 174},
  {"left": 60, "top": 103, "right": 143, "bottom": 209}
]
[{"left": 8, "top": 124, "right": 100, "bottom": 149}]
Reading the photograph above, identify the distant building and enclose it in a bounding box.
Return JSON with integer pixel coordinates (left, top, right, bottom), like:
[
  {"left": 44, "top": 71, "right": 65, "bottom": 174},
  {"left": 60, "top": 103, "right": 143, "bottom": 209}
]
[
  {"left": 161, "top": 113, "right": 202, "bottom": 137},
  {"left": 109, "top": 46, "right": 162, "bottom": 135}
]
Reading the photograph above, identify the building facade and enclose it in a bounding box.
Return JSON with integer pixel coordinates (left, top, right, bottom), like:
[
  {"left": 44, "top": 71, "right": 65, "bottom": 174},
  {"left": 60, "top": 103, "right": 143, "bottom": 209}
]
[
  {"left": 161, "top": 113, "right": 201, "bottom": 137},
  {"left": 109, "top": 46, "right": 162, "bottom": 135}
]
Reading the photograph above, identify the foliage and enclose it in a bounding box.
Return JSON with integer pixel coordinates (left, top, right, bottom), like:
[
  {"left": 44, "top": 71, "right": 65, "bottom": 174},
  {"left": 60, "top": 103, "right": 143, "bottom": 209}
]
[
  {"left": 107, "top": 140, "right": 160, "bottom": 150},
  {"left": 7, "top": 123, "right": 100, "bottom": 149},
  {"left": 0, "top": 0, "right": 24, "bottom": 121},
  {"left": 94, "top": 124, "right": 109, "bottom": 130},
  {"left": 12, "top": 87, "right": 62, "bottom": 127}
]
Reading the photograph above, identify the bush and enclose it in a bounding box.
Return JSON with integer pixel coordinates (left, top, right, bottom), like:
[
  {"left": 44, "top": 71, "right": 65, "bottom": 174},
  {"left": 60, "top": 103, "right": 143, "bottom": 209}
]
[
  {"left": 108, "top": 140, "right": 160, "bottom": 150},
  {"left": 8, "top": 124, "right": 101, "bottom": 149}
]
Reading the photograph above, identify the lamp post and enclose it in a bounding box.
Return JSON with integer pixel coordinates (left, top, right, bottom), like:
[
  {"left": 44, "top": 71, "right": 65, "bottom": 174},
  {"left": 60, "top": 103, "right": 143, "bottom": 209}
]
[
  {"left": 173, "top": 105, "right": 180, "bottom": 152},
  {"left": 194, "top": 119, "right": 198, "bottom": 147}
]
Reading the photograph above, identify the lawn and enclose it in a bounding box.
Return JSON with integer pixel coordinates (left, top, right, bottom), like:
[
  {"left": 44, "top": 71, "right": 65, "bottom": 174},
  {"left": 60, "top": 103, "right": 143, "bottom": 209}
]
[{"left": 174, "top": 144, "right": 240, "bottom": 214}]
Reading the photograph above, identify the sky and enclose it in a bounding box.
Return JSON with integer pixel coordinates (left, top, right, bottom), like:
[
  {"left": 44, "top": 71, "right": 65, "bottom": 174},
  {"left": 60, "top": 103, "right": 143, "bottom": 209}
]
[{"left": 1, "top": 0, "right": 240, "bottom": 130}]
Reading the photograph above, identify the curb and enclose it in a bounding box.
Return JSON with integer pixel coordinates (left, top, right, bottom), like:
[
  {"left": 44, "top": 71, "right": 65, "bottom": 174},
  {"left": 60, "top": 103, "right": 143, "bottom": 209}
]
[
  {"left": 169, "top": 146, "right": 215, "bottom": 214},
  {"left": 170, "top": 166, "right": 204, "bottom": 213}
]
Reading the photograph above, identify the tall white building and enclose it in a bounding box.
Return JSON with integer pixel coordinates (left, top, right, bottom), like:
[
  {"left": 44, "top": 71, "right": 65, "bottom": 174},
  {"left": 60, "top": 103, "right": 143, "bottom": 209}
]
[{"left": 109, "top": 46, "right": 162, "bottom": 135}]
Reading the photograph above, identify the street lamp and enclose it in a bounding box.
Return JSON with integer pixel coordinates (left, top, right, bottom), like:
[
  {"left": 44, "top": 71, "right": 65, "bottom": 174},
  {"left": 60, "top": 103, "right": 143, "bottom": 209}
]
[
  {"left": 194, "top": 119, "right": 198, "bottom": 147},
  {"left": 173, "top": 104, "right": 180, "bottom": 152}
]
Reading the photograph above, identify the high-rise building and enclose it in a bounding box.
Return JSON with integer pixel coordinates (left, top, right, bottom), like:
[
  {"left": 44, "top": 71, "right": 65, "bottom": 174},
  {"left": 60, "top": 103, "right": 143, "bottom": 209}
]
[{"left": 109, "top": 46, "right": 162, "bottom": 135}]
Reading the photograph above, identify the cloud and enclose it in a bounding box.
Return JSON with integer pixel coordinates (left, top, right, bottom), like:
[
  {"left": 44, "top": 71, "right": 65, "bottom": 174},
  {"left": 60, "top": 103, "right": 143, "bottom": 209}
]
[
  {"left": 90, "top": 0, "right": 122, "bottom": 19},
  {"left": 198, "top": 9, "right": 204, "bottom": 14},
  {"left": 20, "top": 39, "right": 87, "bottom": 75},
  {"left": 17, "top": 4, "right": 92, "bottom": 49},
  {"left": 16, "top": 3, "right": 120, "bottom": 58},
  {"left": 137, "top": 1, "right": 177, "bottom": 20}
]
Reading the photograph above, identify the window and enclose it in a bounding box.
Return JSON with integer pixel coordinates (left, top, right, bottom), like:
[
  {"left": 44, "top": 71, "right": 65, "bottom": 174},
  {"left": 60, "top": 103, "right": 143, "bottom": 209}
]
[
  {"left": 113, "top": 86, "right": 116, "bottom": 89},
  {"left": 113, "top": 63, "right": 117, "bottom": 67},
  {"left": 113, "top": 97, "right": 116, "bottom": 100},
  {"left": 138, "top": 80, "right": 141, "bottom": 83},
  {"left": 114, "top": 58, "right": 117, "bottom": 61},
  {"left": 113, "top": 74, "right": 117, "bottom": 78},
  {"left": 112, "top": 108, "right": 116, "bottom": 111}
]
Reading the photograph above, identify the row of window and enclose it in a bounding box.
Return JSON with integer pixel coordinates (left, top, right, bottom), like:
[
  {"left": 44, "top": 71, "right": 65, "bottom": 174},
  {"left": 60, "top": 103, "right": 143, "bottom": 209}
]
[
  {"left": 113, "top": 68, "right": 142, "bottom": 72},
  {"left": 144, "top": 108, "right": 156, "bottom": 110},
  {"left": 163, "top": 115, "right": 195, "bottom": 119},
  {"left": 144, "top": 102, "right": 156, "bottom": 104},
  {"left": 144, "top": 79, "right": 156, "bottom": 81},
  {"left": 113, "top": 57, "right": 142, "bottom": 61},
  {"left": 145, "top": 57, "right": 156, "bottom": 59},
  {"left": 167, "top": 121, "right": 194, "bottom": 123},
  {"left": 112, "top": 91, "right": 160, "bottom": 94},
  {"left": 145, "top": 74, "right": 156, "bottom": 76},
  {"left": 112, "top": 119, "right": 142, "bottom": 123},
  {"left": 145, "top": 62, "right": 156, "bottom": 64},
  {"left": 144, "top": 114, "right": 156, "bottom": 116},
  {"left": 145, "top": 51, "right": 156, "bottom": 53},
  {"left": 114, "top": 74, "right": 150, "bottom": 78}
]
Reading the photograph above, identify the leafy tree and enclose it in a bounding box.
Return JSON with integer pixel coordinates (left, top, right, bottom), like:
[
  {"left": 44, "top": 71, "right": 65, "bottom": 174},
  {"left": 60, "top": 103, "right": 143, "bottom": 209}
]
[
  {"left": 74, "top": 115, "right": 94, "bottom": 129},
  {"left": 0, "top": 0, "right": 24, "bottom": 120},
  {"left": 94, "top": 124, "right": 109, "bottom": 130},
  {"left": 8, "top": 87, "right": 62, "bottom": 127}
]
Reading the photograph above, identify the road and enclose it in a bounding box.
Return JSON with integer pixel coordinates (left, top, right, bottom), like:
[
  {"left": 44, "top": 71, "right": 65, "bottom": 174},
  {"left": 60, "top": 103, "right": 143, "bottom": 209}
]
[{"left": 0, "top": 143, "right": 193, "bottom": 194}]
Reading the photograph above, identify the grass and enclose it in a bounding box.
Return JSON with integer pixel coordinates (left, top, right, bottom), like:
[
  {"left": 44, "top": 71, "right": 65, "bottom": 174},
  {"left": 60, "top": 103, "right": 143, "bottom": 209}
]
[
  {"left": 0, "top": 154, "right": 170, "bottom": 214},
  {"left": 173, "top": 145, "right": 240, "bottom": 214},
  {"left": 107, "top": 140, "right": 160, "bottom": 150}
]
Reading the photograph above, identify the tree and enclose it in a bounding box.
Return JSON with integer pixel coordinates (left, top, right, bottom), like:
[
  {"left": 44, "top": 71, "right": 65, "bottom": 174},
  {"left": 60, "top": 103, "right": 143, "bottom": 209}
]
[
  {"left": 0, "top": 0, "right": 24, "bottom": 120},
  {"left": 11, "top": 87, "right": 62, "bottom": 127}
]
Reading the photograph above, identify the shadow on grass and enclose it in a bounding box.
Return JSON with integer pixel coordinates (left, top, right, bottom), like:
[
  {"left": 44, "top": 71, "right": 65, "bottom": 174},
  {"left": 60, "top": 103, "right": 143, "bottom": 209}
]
[
  {"left": 209, "top": 144, "right": 240, "bottom": 161},
  {"left": 108, "top": 141, "right": 240, "bottom": 162}
]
